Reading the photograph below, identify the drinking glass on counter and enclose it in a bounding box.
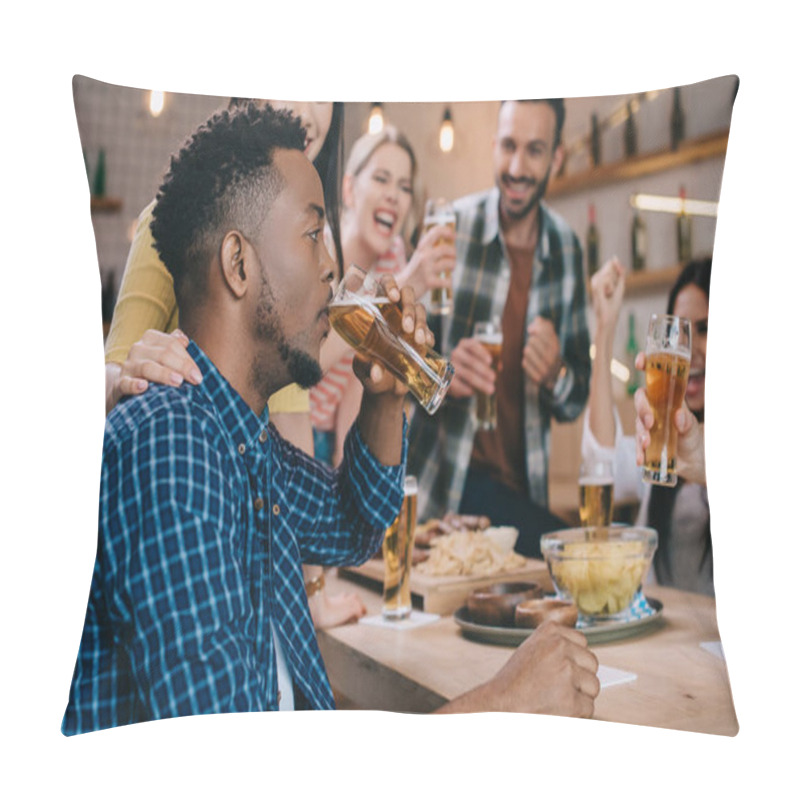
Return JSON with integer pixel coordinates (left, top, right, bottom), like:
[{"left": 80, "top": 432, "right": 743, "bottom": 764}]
[
  {"left": 382, "top": 476, "right": 418, "bottom": 619},
  {"left": 328, "top": 264, "right": 454, "bottom": 414},
  {"left": 423, "top": 198, "right": 456, "bottom": 316},
  {"left": 643, "top": 313, "right": 692, "bottom": 487},
  {"left": 473, "top": 319, "right": 503, "bottom": 431},
  {"left": 578, "top": 457, "right": 614, "bottom": 527}
]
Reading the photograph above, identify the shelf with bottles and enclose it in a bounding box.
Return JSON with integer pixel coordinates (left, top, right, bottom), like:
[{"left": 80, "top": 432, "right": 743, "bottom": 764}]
[
  {"left": 624, "top": 263, "right": 685, "bottom": 295},
  {"left": 90, "top": 195, "right": 123, "bottom": 213},
  {"left": 548, "top": 129, "right": 729, "bottom": 200}
]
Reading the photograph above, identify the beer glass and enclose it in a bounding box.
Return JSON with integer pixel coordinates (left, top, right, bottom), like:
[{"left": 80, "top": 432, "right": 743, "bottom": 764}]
[
  {"left": 423, "top": 198, "right": 456, "bottom": 316},
  {"left": 382, "top": 476, "right": 418, "bottom": 619},
  {"left": 643, "top": 313, "right": 692, "bottom": 487},
  {"left": 578, "top": 458, "right": 614, "bottom": 527},
  {"left": 473, "top": 320, "right": 503, "bottom": 431},
  {"left": 328, "top": 264, "right": 455, "bottom": 414}
]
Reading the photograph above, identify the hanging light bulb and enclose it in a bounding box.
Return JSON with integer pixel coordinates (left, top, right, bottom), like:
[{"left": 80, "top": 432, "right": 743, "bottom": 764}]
[
  {"left": 368, "top": 103, "right": 384, "bottom": 134},
  {"left": 439, "top": 107, "right": 454, "bottom": 153},
  {"left": 149, "top": 90, "right": 165, "bottom": 118}
]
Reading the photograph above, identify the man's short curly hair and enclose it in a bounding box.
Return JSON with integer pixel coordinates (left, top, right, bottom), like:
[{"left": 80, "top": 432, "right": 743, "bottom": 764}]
[{"left": 150, "top": 102, "right": 307, "bottom": 311}]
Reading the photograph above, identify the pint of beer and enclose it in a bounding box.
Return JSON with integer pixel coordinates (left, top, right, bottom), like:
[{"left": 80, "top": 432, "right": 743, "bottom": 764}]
[
  {"left": 423, "top": 198, "right": 456, "bottom": 316},
  {"left": 329, "top": 264, "right": 455, "bottom": 414},
  {"left": 382, "top": 476, "right": 418, "bottom": 619},
  {"left": 579, "top": 459, "right": 614, "bottom": 527},
  {"left": 473, "top": 320, "right": 503, "bottom": 431},
  {"left": 643, "top": 314, "right": 692, "bottom": 487}
]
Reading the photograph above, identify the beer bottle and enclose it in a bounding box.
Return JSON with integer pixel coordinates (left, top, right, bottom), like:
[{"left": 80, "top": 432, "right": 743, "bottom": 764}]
[
  {"left": 677, "top": 185, "right": 692, "bottom": 263},
  {"left": 631, "top": 208, "right": 647, "bottom": 271},
  {"left": 92, "top": 148, "right": 106, "bottom": 198},
  {"left": 670, "top": 87, "right": 686, "bottom": 151},
  {"left": 586, "top": 203, "right": 600, "bottom": 278},
  {"left": 590, "top": 113, "right": 601, "bottom": 167},
  {"left": 624, "top": 102, "right": 637, "bottom": 158},
  {"left": 626, "top": 313, "right": 640, "bottom": 396}
]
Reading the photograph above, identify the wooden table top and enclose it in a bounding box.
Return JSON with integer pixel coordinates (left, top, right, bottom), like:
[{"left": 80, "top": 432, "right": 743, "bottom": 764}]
[{"left": 318, "top": 565, "right": 738, "bottom": 736}]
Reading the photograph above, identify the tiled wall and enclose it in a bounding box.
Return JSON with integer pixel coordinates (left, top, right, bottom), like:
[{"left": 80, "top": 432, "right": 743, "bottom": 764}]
[{"left": 72, "top": 75, "right": 225, "bottom": 296}]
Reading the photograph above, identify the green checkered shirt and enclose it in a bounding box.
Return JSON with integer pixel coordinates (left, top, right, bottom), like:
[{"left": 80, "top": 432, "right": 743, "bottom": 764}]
[{"left": 407, "top": 188, "right": 590, "bottom": 520}]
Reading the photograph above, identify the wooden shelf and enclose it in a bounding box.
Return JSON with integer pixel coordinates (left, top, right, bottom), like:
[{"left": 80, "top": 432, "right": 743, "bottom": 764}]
[
  {"left": 548, "top": 130, "right": 729, "bottom": 199},
  {"left": 90, "top": 196, "right": 122, "bottom": 213},
  {"left": 586, "top": 264, "right": 687, "bottom": 299},
  {"left": 625, "top": 264, "right": 684, "bottom": 295}
]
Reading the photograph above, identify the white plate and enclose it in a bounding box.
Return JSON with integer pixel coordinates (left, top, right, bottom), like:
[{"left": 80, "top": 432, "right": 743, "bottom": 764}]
[{"left": 453, "top": 597, "right": 664, "bottom": 646}]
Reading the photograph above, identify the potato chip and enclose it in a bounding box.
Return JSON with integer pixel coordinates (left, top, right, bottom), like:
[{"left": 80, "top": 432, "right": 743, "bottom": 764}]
[{"left": 415, "top": 531, "right": 526, "bottom": 577}]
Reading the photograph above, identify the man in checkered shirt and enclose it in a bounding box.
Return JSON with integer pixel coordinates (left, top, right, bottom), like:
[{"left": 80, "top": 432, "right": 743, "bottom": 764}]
[
  {"left": 408, "top": 100, "right": 591, "bottom": 558},
  {"left": 63, "top": 103, "right": 599, "bottom": 734}
]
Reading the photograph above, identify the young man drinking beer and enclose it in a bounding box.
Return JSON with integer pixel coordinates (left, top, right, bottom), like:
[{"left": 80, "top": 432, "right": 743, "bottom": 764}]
[{"left": 62, "top": 103, "right": 598, "bottom": 735}]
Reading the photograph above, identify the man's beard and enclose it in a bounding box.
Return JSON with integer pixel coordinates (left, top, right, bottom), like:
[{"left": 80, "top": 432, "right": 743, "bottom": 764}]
[
  {"left": 277, "top": 341, "right": 323, "bottom": 389},
  {"left": 252, "top": 271, "right": 323, "bottom": 398},
  {"left": 498, "top": 168, "right": 551, "bottom": 221}
]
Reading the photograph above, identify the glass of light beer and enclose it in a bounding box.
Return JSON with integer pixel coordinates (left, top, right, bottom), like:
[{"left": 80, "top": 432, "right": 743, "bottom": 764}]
[
  {"left": 328, "top": 264, "right": 455, "bottom": 414},
  {"left": 473, "top": 319, "right": 503, "bottom": 430},
  {"left": 423, "top": 198, "right": 456, "bottom": 316},
  {"left": 578, "top": 458, "right": 614, "bottom": 527},
  {"left": 643, "top": 313, "right": 692, "bottom": 487},
  {"left": 382, "top": 476, "right": 418, "bottom": 619}
]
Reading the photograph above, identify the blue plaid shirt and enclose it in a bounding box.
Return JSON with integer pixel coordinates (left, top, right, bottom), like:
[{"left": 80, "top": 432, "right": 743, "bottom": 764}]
[{"left": 62, "top": 342, "right": 406, "bottom": 735}]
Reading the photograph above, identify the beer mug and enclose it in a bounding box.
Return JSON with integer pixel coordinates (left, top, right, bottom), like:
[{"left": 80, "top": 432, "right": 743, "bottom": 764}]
[
  {"left": 423, "top": 198, "right": 456, "bottom": 316},
  {"left": 328, "top": 264, "right": 455, "bottom": 415},
  {"left": 643, "top": 314, "right": 692, "bottom": 487},
  {"left": 473, "top": 319, "right": 503, "bottom": 431},
  {"left": 382, "top": 476, "right": 418, "bottom": 619},
  {"left": 578, "top": 458, "right": 614, "bottom": 527}
]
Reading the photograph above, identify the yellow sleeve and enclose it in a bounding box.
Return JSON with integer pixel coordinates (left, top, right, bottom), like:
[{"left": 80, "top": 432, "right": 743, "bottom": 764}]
[
  {"left": 104, "top": 201, "right": 179, "bottom": 364},
  {"left": 268, "top": 384, "right": 311, "bottom": 414}
]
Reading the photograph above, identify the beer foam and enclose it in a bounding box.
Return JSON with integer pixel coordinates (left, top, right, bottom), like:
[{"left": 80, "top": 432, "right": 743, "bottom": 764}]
[
  {"left": 328, "top": 296, "right": 390, "bottom": 307},
  {"left": 477, "top": 332, "right": 503, "bottom": 345},
  {"left": 647, "top": 346, "right": 691, "bottom": 360},
  {"left": 425, "top": 213, "right": 456, "bottom": 226},
  {"left": 578, "top": 476, "right": 614, "bottom": 486}
]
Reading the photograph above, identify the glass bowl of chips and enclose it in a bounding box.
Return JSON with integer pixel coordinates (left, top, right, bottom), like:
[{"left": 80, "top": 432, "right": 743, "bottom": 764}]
[{"left": 540, "top": 526, "right": 658, "bottom": 622}]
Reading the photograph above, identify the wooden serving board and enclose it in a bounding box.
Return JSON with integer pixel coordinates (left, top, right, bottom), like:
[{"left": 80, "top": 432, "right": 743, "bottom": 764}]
[{"left": 338, "top": 557, "right": 553, "bottom": 616}]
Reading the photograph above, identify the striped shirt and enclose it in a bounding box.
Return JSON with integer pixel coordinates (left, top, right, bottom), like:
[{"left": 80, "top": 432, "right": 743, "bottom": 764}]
[
  {"left": 62, "top": 341, "right": 406, "bottom": 735},
  {"left": 407, "top": 188, "right": 590, "bottom": 521},
  {"left": 310, "top": 236, "right": 407, "bottom": 431}
]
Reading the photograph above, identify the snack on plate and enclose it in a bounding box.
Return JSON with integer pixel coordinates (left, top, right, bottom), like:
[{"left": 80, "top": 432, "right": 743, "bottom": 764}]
[
  {"left": 549, "top": 540, "right": 649, "bottom": 616},
  {"left": 415, "top": 530, "right": 526, "bottom": 577},
  {"left": 415, "top": 512, "right": 491, "bottom": 548},
  {"left": 482, "top": 525, "right": 519, "bottom": 553},
  {"left": 411, "top": 546, "right": 430, "bottom": 566},
  {"left": 514, "top": 598, "right": 578, "bottom": 629}
]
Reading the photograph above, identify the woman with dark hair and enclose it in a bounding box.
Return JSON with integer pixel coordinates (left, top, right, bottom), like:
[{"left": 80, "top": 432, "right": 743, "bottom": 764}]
[{"left": 582, "top": 256, "right": 714, "bottom": 595}]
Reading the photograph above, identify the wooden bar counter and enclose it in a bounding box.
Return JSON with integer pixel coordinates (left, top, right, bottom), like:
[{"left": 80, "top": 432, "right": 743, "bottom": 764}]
[{"left": 318, "top": 566, "right": 738, "bottom": 736}]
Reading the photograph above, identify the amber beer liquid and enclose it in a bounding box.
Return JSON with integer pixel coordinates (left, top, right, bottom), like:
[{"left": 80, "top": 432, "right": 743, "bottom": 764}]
[
  {"left": 474, "top": 330, "right": 502, "bottom": 430},
  {"left": 425, "top": 216, "right": 456, "bottom": 315},
  {"left": 643, "top": 349, "right": 690, "bottom": 486},
  {"left": 579, "top": 478, "right": 614, "bottom": 527},
  {"left": 382, "top": 477, "right": 418, "bottom": 619},
  {"left": 328, "top": 297, "right": 453, "bottom": 414}
]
